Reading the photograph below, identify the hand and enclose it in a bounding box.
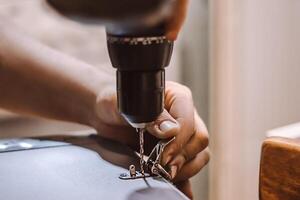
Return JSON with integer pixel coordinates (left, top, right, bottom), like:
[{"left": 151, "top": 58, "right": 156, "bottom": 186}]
[
  {"left": 166, "top": 0, "right": 189, "bottom": 40},
  {"left": 93, "top": 81, "right": 209, "bottom": 199}
]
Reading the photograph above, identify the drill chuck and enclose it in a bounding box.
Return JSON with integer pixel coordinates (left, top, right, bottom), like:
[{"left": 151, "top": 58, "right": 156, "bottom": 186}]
[{"left": 107, "top": 34, "right": 173, "bottom": 127}]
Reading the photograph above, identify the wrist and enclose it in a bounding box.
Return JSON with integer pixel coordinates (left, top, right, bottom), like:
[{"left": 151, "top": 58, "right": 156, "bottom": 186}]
[
  {"left": 88, "top": 76, "right": 117, "bottom": 129},
  {"left": 57, "top": 68, "right": 115, "bottom": 129}
]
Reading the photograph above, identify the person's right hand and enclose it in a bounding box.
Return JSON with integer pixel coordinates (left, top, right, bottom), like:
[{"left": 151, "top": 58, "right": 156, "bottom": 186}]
[{"left": 93, "top": 81, "right": 209, "bottom": 199}]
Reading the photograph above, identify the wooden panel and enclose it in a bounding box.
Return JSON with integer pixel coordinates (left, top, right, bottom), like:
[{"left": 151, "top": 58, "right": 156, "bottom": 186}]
[{"left": 259, "top": 137, "right": 300, "bottom": 200}]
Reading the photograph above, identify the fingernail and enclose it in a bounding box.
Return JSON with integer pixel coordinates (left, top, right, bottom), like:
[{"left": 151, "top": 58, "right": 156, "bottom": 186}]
[
  {"left": 159, "top": 121, "right": 178, "bottom": 132},
  {"left": 170, "top": 165, "right": 178, "bottom": 179}
]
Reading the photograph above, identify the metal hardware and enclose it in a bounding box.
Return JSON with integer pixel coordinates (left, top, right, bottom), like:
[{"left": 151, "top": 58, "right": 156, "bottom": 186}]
[
  {"left": 119, "top": 171, "right": 151, "bottom": 180},
  {"left": 119, "top": 138, "right": 174, "bottom": 181},
  {"left": 129, "top": 165, "right": 136, "bottom": 177},
  {"left": 145, "top": 138, "right": 174, "bottom": 180}
]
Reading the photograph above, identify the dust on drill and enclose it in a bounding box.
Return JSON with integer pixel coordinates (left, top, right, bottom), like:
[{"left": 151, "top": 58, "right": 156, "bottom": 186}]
[{"left": 119, "top": 128, "right": 172, "bottom": 181}]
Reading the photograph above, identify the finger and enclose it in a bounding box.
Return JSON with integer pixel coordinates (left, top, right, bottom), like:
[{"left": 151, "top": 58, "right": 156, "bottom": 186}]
[
  {"left": 166, "top": 0, "right": 189, "bottom": 40},
  {"left": 176, "top": 180, "right": 193, "bottom": 199},
  {"left": 146, "top": 109, "right": 179, "bottom": 139},
  {"left": 166, "top": 112, "right": 208, "bottom": 176},
  {"left": 161, "top": 83, "right": 195, "bottom": 165},
  {"left": 180, "top": 110, "right": 209, "bottom": 161},
  {"left": 173, "top": 148, "right": 210, "bottom": 182}
]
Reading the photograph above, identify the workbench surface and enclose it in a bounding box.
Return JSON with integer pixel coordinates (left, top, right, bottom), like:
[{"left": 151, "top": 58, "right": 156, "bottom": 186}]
[{"left": 0, "top": 136, "right": 188, "bottom": 200}]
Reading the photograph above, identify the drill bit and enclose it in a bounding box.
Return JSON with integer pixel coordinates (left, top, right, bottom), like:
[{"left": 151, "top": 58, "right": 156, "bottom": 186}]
[{"left": 136, "top": 128, "right": 145, "bottom": 176}]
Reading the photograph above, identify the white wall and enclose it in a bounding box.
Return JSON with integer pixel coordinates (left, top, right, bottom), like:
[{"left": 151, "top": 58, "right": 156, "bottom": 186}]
[
  {"left": 181, "top": 0, "right": 209, "bottom": 200},
  {"left": 209, "top": 0, "right": 300, "bottom": 200}
]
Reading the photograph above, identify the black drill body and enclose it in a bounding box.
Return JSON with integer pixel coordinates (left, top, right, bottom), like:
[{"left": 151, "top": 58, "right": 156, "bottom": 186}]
[{"left": 106, "top": 26, "right": 173, "bottom": 126}]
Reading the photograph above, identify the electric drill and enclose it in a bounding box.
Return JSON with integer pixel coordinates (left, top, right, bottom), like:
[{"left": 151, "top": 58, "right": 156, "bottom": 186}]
[
  {"left": 106, "top": 26, "right": 173, "bottom": 128},
  {"left": 47, "top": 0, "right": 174, "bottom": 129}
]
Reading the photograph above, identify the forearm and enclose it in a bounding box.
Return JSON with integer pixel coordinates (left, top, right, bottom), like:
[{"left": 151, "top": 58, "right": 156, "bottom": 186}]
[{"left": 0, "top": 24, "right": 114, "bottom": 127}]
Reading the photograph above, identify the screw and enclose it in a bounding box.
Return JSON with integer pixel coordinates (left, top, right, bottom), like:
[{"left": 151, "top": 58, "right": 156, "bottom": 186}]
[{"left": 129, "top": 165, "right": 136, "bottom": 177}]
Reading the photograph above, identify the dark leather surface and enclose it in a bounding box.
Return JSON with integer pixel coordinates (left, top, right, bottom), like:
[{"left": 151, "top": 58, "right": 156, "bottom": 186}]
[{"left": 0, "top": 135, "right": 188, "bottom": 200}]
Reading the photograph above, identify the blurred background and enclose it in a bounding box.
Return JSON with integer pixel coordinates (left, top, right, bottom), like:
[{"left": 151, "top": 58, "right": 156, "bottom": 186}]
[{"left": 0, "top": 0, "right": 299, "bottom": 200}]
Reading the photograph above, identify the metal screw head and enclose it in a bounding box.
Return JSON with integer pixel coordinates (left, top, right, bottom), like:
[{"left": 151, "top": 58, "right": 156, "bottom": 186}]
[
  {"left": 151, "top": 165, "right": 159, "bottom": 175},
  {"left": 129, "top": 165, "right": 136, "bottom": 177},
  {"left": 119, "top": 173, "right": 128, "bottom": 178}
]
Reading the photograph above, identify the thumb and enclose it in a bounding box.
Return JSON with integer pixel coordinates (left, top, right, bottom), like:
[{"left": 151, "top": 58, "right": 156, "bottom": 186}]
[{"left": 146, "top": 109, "right": 179, "bottom": 139}]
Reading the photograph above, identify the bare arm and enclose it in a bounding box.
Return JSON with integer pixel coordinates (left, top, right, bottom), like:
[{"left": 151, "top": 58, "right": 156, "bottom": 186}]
[{"left": 0, "top": 22, "right": 114, "bottom": 127}]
